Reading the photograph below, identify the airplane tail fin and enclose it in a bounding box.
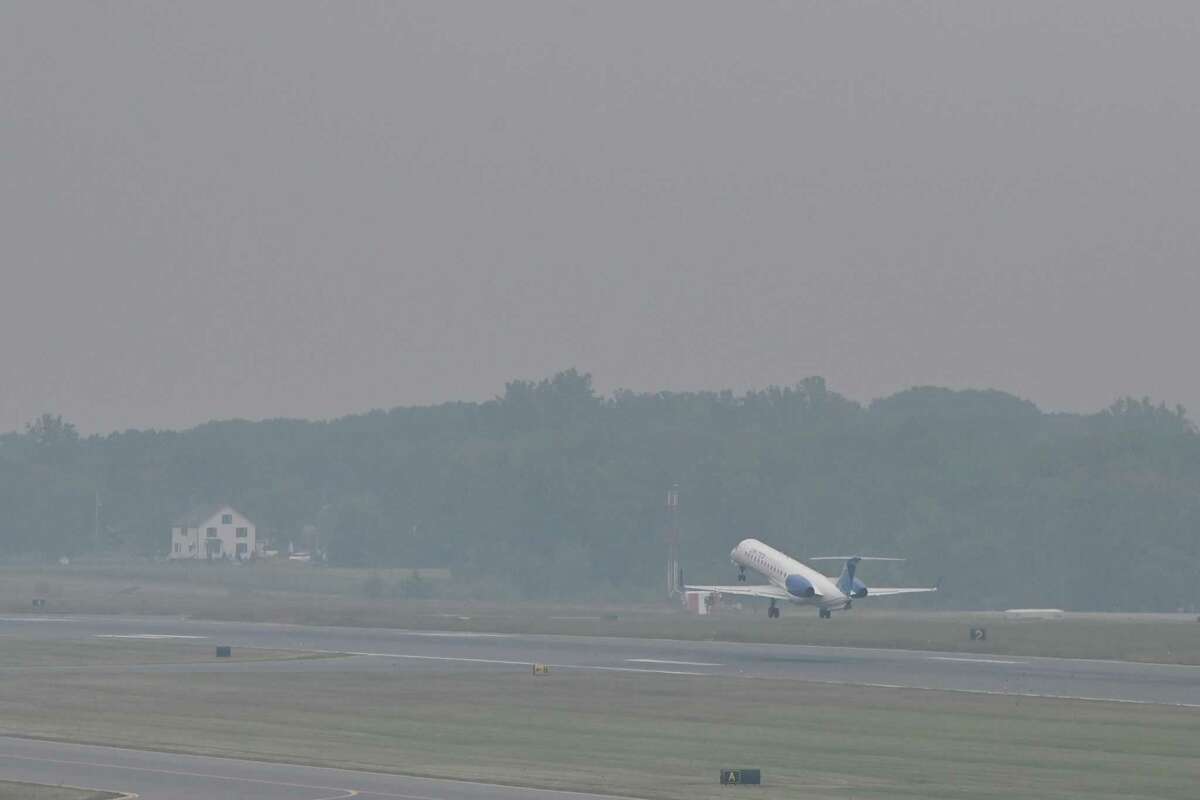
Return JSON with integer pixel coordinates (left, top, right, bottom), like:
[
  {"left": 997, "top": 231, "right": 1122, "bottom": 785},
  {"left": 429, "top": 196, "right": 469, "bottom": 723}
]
[{"left": 809, "top": 556, "right": 904, "bottom": 595}]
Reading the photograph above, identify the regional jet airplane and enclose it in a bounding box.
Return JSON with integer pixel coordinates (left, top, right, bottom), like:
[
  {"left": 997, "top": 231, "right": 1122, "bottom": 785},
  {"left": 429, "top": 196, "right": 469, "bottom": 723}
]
[{"left": 686, "top": 538, "right": 936, "bottom": 618}]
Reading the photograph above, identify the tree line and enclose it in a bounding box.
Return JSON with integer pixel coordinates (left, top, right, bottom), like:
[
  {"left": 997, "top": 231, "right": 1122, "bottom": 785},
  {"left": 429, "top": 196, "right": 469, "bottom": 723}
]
[{"left": 1, "top": 370, "right": 1197, "bottom": 610}]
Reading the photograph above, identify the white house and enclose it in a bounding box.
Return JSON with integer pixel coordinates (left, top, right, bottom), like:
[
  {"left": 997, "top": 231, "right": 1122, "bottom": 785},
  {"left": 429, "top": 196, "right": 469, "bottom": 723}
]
[{"left": 170, "top": 505, "right": 258, "bottom": 560}]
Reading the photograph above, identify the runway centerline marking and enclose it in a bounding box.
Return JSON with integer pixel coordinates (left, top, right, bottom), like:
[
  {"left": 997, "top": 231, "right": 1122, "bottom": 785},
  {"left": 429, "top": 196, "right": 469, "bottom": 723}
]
[
  {"left": 563, "top": 665, "right": 707, "bottom": 676},
  {"left": 95, "top": 634, "right": 208, "bottom": 640},
  {"left": 625, "top": 659, "right": 723, "bottom": 667},
  {"left": 321, "top": 651, "right": 708, "bottom": 676},
  {"left": 0, "top": 617, "right": 76, "bottom": 622},
  {"left": 928, "top": 656, "right": 1026, "bottom": 665},
  {"left": 327, "top": 651, "right": 529, "bottom": 666},
  {"left": 391, "top": 631, "right": 511, "bottom": 638}
]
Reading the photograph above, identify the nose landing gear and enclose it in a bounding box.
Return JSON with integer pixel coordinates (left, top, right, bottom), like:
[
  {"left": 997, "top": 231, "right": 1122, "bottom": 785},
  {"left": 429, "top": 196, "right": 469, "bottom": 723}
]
[
  {"left": 737, "top": 565, "right": 747, "bottom": 582},
  {"left": 818, "top": 608, "right": 832, "bottom": 619}
]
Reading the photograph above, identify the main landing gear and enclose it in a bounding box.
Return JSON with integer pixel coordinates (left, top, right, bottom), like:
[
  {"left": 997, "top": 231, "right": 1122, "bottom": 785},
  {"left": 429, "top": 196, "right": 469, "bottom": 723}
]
[
  {"left": 818, "top": 608, "right": 832, "bottom": 619},
  {"left": 768, "top": 600, "right": 780, "bottom": 619}
]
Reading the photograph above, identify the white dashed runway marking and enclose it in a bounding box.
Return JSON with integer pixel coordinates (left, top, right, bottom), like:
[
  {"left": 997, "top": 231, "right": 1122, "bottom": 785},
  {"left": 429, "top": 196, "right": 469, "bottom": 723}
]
[
  {"left": 95, "top": 634, "right": 209, "bottom": 640},
  {"left": 927, "top": 656, "right": 1026, "bottom": 665}
]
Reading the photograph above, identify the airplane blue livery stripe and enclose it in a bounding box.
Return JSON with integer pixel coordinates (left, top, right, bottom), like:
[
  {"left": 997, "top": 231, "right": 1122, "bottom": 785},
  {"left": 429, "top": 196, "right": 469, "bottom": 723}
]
[{"left": 785, "top": 574, "right": 815, "bottom": 598}]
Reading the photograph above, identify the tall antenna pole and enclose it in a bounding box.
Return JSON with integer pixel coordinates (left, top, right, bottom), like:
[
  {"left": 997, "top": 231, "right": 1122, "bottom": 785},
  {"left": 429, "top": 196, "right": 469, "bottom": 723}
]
[
  {"left": 93, "top": 489, "right": 101, "bottom": 552},
  {"left": 665, "top": 484, "right": 680, "bottom": 597}
]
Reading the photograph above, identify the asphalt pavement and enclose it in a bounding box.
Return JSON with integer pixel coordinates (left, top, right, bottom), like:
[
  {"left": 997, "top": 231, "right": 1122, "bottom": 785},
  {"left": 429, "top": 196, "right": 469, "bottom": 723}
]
[{"left": 1, "top": 613, "right": 1198, "bottom": 706}]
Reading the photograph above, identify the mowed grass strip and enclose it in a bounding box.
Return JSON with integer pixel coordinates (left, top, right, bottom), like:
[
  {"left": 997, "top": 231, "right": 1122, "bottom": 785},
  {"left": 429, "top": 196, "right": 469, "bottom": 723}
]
[
  {"left": 0, "top": 637, "right": 319, "bottom": 668},
  {"left": 0, "top": 643, "right": 1196, "bottom": 800}
]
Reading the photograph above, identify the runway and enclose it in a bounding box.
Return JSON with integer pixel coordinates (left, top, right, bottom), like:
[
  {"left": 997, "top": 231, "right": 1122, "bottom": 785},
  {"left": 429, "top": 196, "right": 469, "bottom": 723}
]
[
  {"left": 1, "top": 613, "right": 1198, "bottom": 797},
  {"left": 1, "top": 613, "right": 1198, "bottom": 707},
  {"left": 0, "top": 736, "right": 624, "bottom": 800}
]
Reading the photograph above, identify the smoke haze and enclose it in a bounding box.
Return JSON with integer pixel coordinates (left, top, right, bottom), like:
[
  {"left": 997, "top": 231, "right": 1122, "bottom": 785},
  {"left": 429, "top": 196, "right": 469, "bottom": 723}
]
[{"left": 3, "top": 2, "right": 1198, "bottom": 432}]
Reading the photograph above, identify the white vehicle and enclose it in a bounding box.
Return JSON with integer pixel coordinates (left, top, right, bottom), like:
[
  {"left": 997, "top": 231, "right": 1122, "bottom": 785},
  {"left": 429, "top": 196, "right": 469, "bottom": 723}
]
[{"left": 686, "top": 538, "right": 936, "bottom": 619}]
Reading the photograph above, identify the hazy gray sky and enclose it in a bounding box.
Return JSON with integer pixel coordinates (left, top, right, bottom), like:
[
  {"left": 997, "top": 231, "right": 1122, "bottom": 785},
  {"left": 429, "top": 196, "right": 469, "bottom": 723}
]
[{"left": 3, "top": 2, "right": 1198, "bottom": 433}]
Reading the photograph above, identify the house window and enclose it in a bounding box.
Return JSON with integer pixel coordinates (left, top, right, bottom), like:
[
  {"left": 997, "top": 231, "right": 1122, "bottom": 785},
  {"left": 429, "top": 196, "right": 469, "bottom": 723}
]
[
  {"left": 221, "top": 514, "right": 233, "bottom": 524},
  {"left": 207, "top": 527, "right": 217, "bottom": 537},
  {"left": 236, "top": 527, "right": 248, "bottom": 538},
  {"left": 236, "top": 543, "right": 248, "bottom": 556}
]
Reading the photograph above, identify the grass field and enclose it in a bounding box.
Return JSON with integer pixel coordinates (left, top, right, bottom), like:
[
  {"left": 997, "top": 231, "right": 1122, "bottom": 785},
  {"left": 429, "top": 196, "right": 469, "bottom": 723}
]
[
  {"left": 0, "top": 780, "right": 115, "bottom": 799},
  {"left": 0, "top": 637, "right": 319, "bottom": 668},
  {"left": 0, "top": 637, "right": 1196, "bottom": 799},
  {"left": 5, "top": 562, "right": 1200, "bottom": 665}
]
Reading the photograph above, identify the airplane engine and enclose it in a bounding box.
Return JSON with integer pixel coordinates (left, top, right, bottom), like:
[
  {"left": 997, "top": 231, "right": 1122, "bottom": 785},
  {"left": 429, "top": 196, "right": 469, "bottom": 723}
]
[
  {"left": 785, "top": 574, "right": 816, "bottom": 598},
  {"left": 850, "top": 579, "right": 868, "bottom": 599}
]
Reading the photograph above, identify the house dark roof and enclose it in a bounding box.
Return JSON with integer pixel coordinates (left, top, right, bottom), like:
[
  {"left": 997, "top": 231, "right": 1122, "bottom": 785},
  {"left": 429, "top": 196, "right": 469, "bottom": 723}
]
[
  {"left": 174, "top": 505, "right": 223, "bottom": 528},
  {"left": 173, "top": 505, "right": 254, "bottom": 528}
]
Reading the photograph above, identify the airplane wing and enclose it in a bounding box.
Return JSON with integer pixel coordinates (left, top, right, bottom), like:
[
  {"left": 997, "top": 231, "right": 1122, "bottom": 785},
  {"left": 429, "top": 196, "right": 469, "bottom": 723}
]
[
  {"left": 866, "top": 587, "right": 938, "bottom": 597},
  {"left": 684, "top": 584, "right": 797, "bottom": 601}
]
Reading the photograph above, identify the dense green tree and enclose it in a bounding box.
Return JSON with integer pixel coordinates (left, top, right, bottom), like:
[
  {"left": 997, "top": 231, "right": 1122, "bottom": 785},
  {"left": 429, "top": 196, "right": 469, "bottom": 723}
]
[{"left": 0, "top": 374, "right": 1197, "bottom": 611}]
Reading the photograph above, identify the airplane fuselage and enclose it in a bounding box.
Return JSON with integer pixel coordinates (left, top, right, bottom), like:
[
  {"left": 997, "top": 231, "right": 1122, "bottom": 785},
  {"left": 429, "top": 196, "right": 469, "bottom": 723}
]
[{"left": 731, "top": 538, "right": 848, "bottom": 610}]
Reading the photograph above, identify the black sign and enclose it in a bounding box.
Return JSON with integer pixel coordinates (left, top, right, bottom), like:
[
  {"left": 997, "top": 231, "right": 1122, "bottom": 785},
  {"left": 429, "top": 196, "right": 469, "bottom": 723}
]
[
  {"left": 720, "top": 769, "right": 761, "bottom": 786},
  {"left": 969, "top": 627, "right": 987, "bottom": 641}
]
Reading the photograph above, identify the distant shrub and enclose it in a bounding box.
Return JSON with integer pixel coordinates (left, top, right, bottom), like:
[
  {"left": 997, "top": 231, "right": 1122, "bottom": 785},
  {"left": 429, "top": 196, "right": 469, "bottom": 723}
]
[
  {"left": 395, "top": 569, "right": 433, "bottom": 599},
  {"left": 362, "top": 572, "right": 384, "bottom": 599}
]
